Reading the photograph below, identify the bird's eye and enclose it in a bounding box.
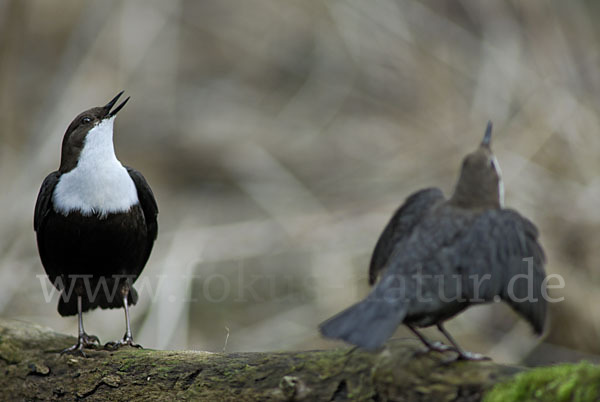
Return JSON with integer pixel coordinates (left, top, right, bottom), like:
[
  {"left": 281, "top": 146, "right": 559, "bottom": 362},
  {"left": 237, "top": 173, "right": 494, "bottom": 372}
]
[{"left": 81, "top": 116, "right": 92, "bottom": 124}]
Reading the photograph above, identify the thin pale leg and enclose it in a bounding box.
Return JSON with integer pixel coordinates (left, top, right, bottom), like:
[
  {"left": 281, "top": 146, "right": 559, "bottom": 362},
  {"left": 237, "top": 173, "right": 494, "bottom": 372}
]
[
  {"left": 436, "top": 323, "right": 489, "bottom": 361},
  {"left": 407, "top": 324, "right": 456, "bottom": 353},
  {"left": 105, "top": 291, "right": 142, "bottom": 349},
  {"left": 61, "top": 295, "right": 100, "bottom": 356},
  {"left": 120, "top": 294, "right": 141, "bottom": 347}
]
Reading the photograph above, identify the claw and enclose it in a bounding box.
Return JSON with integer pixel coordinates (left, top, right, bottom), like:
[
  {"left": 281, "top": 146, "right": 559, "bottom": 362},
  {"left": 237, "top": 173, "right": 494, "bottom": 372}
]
[
  {"left": 61, "top": 344, "right": 87, "bottom": 357},
  {"left": 407, "top": 325, "right": 457, "bottom": 355},
  {"left": 435, "top": 323, "right": 491, "bottom": 361},
  {"left": 105, "top": 335, "right": 143, "bottom": 350},
  {"left": 86, "top": 333, "right": 101, "bottom": 344},
  {"left": 427, "top": 341, "right": 457, "bottom": 353},
  {"left": 456, "top": 351, "right": 491, "bottom": 361},
  {"left": 61, "top": 332, "right": 101, "bottom": 357}
]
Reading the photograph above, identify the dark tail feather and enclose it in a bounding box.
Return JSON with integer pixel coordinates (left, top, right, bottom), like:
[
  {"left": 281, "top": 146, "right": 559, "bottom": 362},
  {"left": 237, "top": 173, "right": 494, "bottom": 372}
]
[
  {"left": 58, "top": 285, "right": 139, "bottom": 316},
  {"left": 319, "top": 298, "right": 406, "bottom": 350}
]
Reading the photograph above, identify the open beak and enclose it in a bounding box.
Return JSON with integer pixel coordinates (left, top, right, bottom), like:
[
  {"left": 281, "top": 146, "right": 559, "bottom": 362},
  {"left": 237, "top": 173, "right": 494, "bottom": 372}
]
[
  {"left": 481, "top": 121, "right": 492, "bottom": 147},
  {"left": 103, "top": 90, "right": 130, "bottom": 118}
]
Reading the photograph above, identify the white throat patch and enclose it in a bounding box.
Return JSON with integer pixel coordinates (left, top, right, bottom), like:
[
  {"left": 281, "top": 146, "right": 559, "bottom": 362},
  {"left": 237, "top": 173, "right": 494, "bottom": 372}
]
[
  {"left": 492, "top": 155, "right": 505, "bottom": 208},
  {"left": 53, "top": 117, "right": 139, "bottom": 218}
]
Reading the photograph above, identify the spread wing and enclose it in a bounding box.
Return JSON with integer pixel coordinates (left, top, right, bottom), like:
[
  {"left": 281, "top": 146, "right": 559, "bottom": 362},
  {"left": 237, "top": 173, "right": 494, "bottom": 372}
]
[
  {"left": 459, "top": 209, "right": 547, "bottom": 333},
  {"left": 126, "top": 167, "right": 159, "bottom": 274},
  {"left": 369, "top": 188, "right": 445, "bottom": 284},
  {"left": 34, "top": 171, "right": 60, "bottom": 232}
]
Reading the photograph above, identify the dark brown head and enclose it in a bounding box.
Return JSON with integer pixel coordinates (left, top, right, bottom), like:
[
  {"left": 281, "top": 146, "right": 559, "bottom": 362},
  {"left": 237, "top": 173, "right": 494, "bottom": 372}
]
[
  {"left": 59, "top": 91, "right": 130, "bottom": 173},
  {"left": 449, "top": 122, "right": 504, "bottom": 210}
]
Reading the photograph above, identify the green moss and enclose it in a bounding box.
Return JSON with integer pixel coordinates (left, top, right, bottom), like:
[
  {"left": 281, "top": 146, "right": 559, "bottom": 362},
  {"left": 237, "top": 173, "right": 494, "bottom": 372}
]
[
  {"left": 0, "top": 337, "right": 23, "bottom": 364},
  {"left": 485, "top": 362, "right": 600, "bottom": 402},
  {"left": 117, "top": 359, "right": 134, "bottom": 372},
  {"left": 155, "top": 365, "right": 173, "bottom": 373},
  {"left": 296, "top": 348, "right": 354, "bottom": 380}
]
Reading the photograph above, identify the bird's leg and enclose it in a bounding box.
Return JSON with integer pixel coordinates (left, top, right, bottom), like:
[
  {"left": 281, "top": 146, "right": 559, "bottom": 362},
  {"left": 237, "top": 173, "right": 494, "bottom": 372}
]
[
  {"left": 407, "top": 324, "right": 456, "bottom": 353},
  {"left": 120, "top": 294, "right": 140, "bottom": 347},
  {"left": 61, "top": 295, "right": 100, "bottom": 356},
  {"left": 105, "top": 289, "right": 142, "bottom": 349},
  {"left": 436, "top": 323, "right": 490, "bottom": 361}
]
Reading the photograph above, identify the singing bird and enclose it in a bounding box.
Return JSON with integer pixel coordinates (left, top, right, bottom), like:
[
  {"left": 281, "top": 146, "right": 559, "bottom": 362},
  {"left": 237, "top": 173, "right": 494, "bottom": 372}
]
[
  {"left": 34, "top": 92, "right": 158, "bottom": 354},
  {"left": 320, "top": 122, "right": 547, "bottom": 359}
]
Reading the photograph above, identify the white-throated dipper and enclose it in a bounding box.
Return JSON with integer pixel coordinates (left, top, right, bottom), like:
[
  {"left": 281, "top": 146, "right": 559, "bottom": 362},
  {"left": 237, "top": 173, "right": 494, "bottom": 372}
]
[
  {"left": 34, "top": 91, "right": 158, "bottom": 354},
  {"left": 319, "top": 122, "right": 547, "bottom": 359}
]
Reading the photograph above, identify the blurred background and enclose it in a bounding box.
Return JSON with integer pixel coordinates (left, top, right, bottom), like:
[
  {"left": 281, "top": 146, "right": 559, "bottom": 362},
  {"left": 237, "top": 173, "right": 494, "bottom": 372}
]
[{"left": 1, "top": 0, "right": 599, "bottom": 366}]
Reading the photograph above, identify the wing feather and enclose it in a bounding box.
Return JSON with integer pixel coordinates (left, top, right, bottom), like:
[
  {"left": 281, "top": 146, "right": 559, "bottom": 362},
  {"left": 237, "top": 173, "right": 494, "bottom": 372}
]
[
  {"left": 369, "top": 188, "right": 444, "bottom": 284},
  {"left": 459, "top": 209, "right": 547, "bottom": 333},
  {"left": 34, "top": 172, "right": 60, "bottom": 232},
  {"left": 126, "top": 166, "right": 158, "bottom": 267}
]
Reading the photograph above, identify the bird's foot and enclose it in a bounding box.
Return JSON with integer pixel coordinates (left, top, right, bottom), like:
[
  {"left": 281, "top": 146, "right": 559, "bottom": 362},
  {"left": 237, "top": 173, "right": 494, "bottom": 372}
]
[
  {"left": 105, "top": 335, "right": 143, "bottom": 350},
  {"left": 456, "top": 351, "right": 491, "bottom": 361},
  {"left": 61, "top": 333, "right": 101, "bottom": 357},
  {"left": 426, "top": 341, "right": 457, "bottom": 353}
]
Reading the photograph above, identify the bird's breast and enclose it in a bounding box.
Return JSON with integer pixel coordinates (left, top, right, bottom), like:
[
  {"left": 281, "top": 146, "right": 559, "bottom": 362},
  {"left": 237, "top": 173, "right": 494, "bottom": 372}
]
[{"left": 53, "top": 160, "right": 139, "bottom": 218}]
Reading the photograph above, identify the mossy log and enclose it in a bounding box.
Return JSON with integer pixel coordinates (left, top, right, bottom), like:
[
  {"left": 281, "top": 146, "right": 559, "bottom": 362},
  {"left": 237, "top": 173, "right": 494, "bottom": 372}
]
[{"left": 0, "top": 318, "right": 594, "bottom": 401}]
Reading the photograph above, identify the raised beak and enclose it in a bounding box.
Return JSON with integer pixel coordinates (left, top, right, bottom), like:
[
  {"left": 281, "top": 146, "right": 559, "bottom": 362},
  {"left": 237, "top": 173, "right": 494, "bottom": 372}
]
[
  {"left": 481, "top": 121, "right": 492, "bottom": 147},
  {"left": 104, "top": 90, "right": 130, "bottom": 118}
]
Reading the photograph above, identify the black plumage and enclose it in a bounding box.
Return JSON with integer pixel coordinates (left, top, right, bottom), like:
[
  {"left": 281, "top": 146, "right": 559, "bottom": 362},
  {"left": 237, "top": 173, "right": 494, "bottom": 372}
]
[
  {"left": 320, "top": 122, "right": 547, "bottom": 359},
  {"left": 34, "top": 92, "right": 158, "bottom": 354},
  {"left": 35, "top": 172, "right": 156, "bottom": 314}
]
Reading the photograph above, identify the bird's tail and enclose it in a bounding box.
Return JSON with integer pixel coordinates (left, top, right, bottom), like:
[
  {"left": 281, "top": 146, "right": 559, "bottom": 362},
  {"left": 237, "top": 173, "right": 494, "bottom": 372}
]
[
  {"left": 57, "top": 285, "right": 138, "bottom": 316},
  {"left": 319, "top": 296, "right": 407, "bottom": 350}
]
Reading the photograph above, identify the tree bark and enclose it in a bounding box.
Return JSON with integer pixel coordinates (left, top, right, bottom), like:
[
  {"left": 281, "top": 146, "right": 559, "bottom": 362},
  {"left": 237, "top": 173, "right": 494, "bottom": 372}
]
[{"left": 0, "top": 318, "right": 522, "bottom": 401}]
